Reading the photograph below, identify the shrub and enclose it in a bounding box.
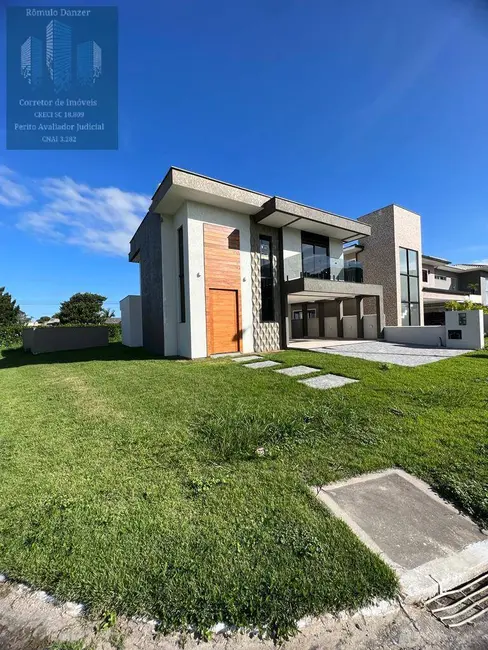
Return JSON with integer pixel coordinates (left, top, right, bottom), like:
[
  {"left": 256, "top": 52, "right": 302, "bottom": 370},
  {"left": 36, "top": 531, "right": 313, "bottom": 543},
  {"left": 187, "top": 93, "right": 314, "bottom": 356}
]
[
  {"left": 107, "top": 322, "right": 122, "bottom": 342},
  {"left": 0, "top": 324, "right": 23, "bottom": 349}
]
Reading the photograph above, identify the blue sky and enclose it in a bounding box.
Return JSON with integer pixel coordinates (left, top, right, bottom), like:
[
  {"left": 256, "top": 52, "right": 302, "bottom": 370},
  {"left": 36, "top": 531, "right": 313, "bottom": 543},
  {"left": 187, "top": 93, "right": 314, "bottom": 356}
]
[{"left": 1, "top": 0, "right": 487, "bottom": 319}]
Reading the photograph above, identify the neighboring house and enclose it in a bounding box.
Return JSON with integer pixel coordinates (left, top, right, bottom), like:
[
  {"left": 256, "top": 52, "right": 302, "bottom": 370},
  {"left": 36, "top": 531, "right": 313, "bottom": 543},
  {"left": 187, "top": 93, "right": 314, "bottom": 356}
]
[
  {"left": 344, "top": 204, "right": 424, "bottom": 327},
  {"left": 127, "top": 167, "right": 385, "bottom": 358},
  {"left": 343, "top": 205, "right": 487, "bottom": 328},
  {"left": 105, "top": 317, "right": 121, "bottom": 324},
  {"left": 421, "top": 257, "right": 486, "bottom": 325}
]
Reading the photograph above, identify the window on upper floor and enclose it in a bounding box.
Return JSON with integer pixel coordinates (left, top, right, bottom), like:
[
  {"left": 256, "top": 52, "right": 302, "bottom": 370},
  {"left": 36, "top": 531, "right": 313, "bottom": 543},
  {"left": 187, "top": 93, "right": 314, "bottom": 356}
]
[
  {"left": 422, "top": 269, "right": 428, "bottom": 283},
  {"left": 260, "top": 236, "right": 275, "bottom": 322},
  {"left": 301, "top": 231, "right": 330, "bottom": 280},
  {"left": 400, "top": 247, "right": 420, "bottom": 326}
]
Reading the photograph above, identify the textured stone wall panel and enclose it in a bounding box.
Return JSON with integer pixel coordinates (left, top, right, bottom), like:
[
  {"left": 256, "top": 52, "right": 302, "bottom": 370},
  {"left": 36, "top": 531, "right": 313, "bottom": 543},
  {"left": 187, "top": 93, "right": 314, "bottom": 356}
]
[{"left": 250, "top": 221, "right": 282, "bottom": 352}]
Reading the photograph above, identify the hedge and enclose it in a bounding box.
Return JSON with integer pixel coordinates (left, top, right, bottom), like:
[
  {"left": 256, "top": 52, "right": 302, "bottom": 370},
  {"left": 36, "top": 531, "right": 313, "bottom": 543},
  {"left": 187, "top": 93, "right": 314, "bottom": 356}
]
[{"left": 0, "top": 322, "right": 122, "bottom": 350}]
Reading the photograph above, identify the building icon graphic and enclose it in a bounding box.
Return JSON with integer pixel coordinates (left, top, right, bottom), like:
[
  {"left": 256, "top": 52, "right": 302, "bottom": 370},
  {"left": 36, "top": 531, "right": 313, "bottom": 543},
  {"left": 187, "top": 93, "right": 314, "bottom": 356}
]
[
  {"left": 46, "top": 19, "right": 72, "bottom": 92},
  {"left": 77, "top": 40, "right": 102, "bottom": 85},
  {"left": 21, "top": 36, "right": 43, "bottom": 87}
]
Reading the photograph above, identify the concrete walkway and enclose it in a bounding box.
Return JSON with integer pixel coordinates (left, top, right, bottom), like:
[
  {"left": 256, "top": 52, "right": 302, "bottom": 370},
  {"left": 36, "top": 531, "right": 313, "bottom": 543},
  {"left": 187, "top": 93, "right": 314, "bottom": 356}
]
[
  {"left": 231, "top": 355, "right": 359, "bottom": 391},
  {"left": 312, "top": 341, "right": 470, "bottom": 367}
]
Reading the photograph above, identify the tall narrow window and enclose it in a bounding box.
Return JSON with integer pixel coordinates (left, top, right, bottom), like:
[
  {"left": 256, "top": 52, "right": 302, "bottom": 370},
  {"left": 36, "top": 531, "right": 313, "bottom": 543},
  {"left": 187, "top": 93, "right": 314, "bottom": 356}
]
[
  {"left": 260, "top": 235, "right": 274, "bottom": 322},
  {"left": 178, "top": 226, "right": 186, "bottom": 323},
  {"left": 400, "top": 247, "right": 420, "bottom": 326}
]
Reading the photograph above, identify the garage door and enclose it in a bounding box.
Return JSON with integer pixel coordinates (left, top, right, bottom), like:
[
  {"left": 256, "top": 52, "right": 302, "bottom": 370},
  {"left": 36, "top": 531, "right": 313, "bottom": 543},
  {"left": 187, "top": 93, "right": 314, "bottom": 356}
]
[{"left": 208, "top": 289, "right": 239, "bottom": 355}]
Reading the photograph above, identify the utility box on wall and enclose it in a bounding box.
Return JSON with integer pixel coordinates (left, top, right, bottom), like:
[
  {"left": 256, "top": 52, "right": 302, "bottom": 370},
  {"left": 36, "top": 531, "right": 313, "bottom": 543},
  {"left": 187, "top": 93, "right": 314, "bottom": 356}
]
[
  {"left": 445, "top": 310, "right": 484, "bottom": 350},
  {"left": 120, "top": 295, "right": 143, "bottom": 347}
]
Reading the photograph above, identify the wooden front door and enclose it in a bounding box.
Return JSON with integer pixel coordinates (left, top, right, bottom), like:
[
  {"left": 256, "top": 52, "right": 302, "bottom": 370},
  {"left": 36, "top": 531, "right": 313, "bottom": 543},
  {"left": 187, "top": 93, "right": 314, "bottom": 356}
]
[{"left": 208, "top": 288, "right": 239, "bottom": 355}]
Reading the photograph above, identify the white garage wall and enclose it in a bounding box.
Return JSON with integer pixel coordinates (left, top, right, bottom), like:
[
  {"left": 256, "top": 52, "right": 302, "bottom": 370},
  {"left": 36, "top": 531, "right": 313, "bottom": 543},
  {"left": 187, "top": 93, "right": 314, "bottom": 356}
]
[{"left": 343, "top": 315, "right": 358, "bottom": 339}]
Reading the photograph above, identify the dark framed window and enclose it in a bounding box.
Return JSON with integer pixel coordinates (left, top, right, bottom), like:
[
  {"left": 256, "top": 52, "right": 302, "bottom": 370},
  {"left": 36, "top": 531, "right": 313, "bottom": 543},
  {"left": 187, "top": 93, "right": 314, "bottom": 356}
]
[
  {"left": 177, "top": 226, "right": 186, "bottom": 323},
  {"left": 260, "top": 235, "right": 274, "bottom": 322},
  {"left": 422, "top": 269, "right": 428, "bottom": 283},
  {"left": 301, "top": 231, "right": 330, "bottom": 279},
  {"left": 400, "top": 247, "right": 420, "bottom": 326}
]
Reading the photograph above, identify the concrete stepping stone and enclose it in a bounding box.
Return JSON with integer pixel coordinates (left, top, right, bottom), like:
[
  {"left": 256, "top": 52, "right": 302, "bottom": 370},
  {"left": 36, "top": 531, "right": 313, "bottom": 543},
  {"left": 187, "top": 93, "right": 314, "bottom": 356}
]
[
  {"left": 244, "top": 360, "right": 282, "bottom": 369},
  {"left": 275, "top": 365, "right": 320, "bottom": 377},
  {"left": 232, "top": 355, "right": 263, "bottom": 363},
  {"left": 298, "top": 373, "right": 358, "bottom": 390}
]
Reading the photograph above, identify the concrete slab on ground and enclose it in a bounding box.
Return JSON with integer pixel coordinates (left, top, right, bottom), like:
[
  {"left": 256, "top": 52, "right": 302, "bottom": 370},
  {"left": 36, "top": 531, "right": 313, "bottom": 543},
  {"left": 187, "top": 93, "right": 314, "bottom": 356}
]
[
  {"left": 313, "top": 469, "right": 488, "bottom": 602},
  {"left": 275, "top": 365, "right": 320, "bottom": 377},
  {"left": 311, "top": 341, "right": 470, "bottom": 367},
  {"left": 244, "top": 360, "right": 281, "bottom": 369},
  {"left": 299, "top": 374, "right": 358, "bottom": 390},
  {"left": 289, "top": 338, "right": 370, "bottom": 350},
  {"left": 232, "top": 355, "right": 263, "bottom": 363}
]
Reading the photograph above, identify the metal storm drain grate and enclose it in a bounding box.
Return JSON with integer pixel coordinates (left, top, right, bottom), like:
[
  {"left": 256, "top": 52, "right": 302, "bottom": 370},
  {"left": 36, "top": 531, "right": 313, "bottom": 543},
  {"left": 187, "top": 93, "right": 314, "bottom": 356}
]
[{"left": 426, "top": 572, "right": 488, "bottom": 628}]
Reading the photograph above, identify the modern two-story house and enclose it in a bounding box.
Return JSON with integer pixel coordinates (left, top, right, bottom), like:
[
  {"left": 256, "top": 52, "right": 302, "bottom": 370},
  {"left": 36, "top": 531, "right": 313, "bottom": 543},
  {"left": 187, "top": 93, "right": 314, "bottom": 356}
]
[
  {"left": 127, "top": 167, "right": 385, "bottom": 358},
  {"left": 421, "top": 256, "right": 486, "bottom": 324}
]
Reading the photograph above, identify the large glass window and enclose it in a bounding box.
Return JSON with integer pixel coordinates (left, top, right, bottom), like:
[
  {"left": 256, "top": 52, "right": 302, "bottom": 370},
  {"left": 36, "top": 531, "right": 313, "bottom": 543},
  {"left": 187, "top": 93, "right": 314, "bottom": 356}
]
[
  {"left": 260, "top": 236, "right": 274, "bottom": 322},
  {"left": 301, "top": 232, "right": 330, "bottom": 279},
  {"left": 178, "top": 226, "right": 186, "bottom": 323},
  {"left": 400, "top": 247, "right": 420, "bottom": 325}
]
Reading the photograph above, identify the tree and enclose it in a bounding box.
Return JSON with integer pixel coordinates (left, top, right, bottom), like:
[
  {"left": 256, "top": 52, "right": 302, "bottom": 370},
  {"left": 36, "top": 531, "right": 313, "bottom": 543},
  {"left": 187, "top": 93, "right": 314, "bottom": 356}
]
[
  {"left": 0, "top": 287, "right": 20, "bottom": 326},
  {"left": 467, "top": 282, "right": 480, "bottom": 294},
  {"left": 101, "top": 307, "right": 116, "bottom": 319},
  {"left": 445, "top": 300, "right": 488, "bottom": 314},
  {"left": 56, "top": 293, "right": 107, "bottom": 325},
  {"left": 17, "top": 310, "right": 30, "bottom": 325},
  {"left": 38, "top": 316, "right": 51, "bottom": 323}
]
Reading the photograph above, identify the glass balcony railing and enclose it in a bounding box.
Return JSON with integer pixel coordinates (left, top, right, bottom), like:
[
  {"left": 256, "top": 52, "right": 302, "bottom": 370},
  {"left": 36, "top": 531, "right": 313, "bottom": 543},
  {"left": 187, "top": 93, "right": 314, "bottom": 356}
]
[
  {"left": 302, "top": 255, "right": 363, "bottom": 282},
  {"left": 285, "top": 254, "right": 364, "bottom": 283}
]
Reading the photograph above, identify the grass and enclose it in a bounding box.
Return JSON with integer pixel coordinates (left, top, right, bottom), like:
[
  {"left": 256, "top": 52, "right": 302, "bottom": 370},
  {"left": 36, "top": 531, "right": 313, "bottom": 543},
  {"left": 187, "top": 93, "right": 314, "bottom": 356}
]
[{"left": 0, "top": 342, "right": 487, "bottom": 640}]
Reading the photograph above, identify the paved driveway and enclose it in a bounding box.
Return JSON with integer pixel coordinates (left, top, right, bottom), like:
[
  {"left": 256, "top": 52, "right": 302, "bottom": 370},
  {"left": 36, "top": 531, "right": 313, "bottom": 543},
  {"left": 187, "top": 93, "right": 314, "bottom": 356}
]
[{"left": 312, "top": 340, "right": 471, "bottom": 367}]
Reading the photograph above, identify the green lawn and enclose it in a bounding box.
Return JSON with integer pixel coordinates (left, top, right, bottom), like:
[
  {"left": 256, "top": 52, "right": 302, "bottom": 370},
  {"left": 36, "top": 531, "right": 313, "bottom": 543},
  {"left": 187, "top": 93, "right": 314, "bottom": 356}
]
[{"left": 1, "top": 343, "right": 487, "bottom": 640}]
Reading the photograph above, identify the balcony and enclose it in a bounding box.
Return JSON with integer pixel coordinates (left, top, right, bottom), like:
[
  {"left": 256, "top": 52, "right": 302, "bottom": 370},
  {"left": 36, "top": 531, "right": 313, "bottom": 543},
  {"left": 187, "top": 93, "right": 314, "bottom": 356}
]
[{"left": 286, "top": 254, "right": 364, "bottom": 283}]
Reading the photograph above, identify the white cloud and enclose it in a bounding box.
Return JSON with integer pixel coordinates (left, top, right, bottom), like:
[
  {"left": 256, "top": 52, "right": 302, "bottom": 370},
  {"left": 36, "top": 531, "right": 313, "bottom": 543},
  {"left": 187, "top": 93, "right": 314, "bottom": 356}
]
[
  {"left": 472, "top": 259, "right": 488, "bottom": 266},
  {"left": 0, "top": 166, "right": 33, "bottom": 207},
  {"left": 16, "top": 174, "right": 150, "bottom": 256}
]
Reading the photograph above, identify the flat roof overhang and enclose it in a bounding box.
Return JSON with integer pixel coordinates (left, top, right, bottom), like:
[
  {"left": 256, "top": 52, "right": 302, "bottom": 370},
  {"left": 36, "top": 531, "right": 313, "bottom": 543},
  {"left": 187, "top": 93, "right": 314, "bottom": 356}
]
[
  {"left": 422, "top": 287, "right": 482, "bottom": 305},
  {"left": 285, "top": 277, "right": 383, "bottom": 303},
  {"left": 150, "top": 167, "right": 269, "bottom": 217},
  {"left": 254, "top": 197, "right": 371, "bottom": 242},
  {"left": 422, "top": 254, "right": 452, "bottom": 266},
  {"left": 423, "top": 287, "right": 470, "bottom": 296}
]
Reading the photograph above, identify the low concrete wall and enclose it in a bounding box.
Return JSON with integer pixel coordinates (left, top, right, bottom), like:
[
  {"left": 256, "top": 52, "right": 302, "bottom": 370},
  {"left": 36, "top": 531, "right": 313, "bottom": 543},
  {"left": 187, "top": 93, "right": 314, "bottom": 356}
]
[
  {"left": 23, "top": 326, "right": 109, "bottom": 354},
  {"left": 446, "top": 310, "right": 484, "bottom": 350},
  {"left": 384, "top": 326, "right": 445, "bottom": 347},
  {"left": 22, "top": 328, "right": 34, "bottom": 351}
]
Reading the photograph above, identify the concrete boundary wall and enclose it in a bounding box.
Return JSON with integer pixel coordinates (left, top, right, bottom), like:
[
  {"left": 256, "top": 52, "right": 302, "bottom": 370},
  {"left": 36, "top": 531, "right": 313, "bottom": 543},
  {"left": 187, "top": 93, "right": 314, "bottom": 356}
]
[
  {"left": 384, "top": 326, "right": 445, "bottom": 347},
  {"left": 23, "top": 327, "right": 109, "bottom": 354},
  {"left": 120, "top": 295, "right": 143, "bottom": 347}
]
